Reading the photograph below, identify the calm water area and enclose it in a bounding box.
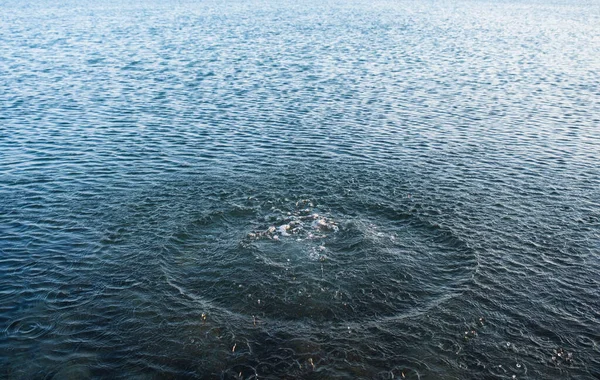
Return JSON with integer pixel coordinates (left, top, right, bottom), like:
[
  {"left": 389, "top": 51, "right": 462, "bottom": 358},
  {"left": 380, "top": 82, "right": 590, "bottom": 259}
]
[{"left": 1, "top": 0, "right": 599, "bottom": 378}]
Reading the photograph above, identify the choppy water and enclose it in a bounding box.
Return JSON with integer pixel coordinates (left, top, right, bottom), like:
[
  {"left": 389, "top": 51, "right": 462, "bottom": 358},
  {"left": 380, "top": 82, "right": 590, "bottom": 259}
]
[{"left": 1, "top": 0, "right": 599, "bottom": 378}]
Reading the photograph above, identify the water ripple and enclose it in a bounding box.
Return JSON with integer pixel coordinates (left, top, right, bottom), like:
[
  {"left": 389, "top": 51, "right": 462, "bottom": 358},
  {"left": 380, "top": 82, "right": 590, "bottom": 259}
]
[{"left": 1, "top": 0, "right": 599, "bottom": 378}]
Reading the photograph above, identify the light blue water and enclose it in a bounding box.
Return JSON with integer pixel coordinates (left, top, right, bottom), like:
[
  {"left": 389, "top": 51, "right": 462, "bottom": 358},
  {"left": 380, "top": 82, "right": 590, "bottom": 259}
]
[{"left": 1, "top": 0, "right": 599, "bottom": 378}]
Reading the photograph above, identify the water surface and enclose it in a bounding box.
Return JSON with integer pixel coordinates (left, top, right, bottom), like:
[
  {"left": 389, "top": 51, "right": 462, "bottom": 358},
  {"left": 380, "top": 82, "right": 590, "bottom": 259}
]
[{"left": 1, "top": 0, "right": 599, "bottom": 378}]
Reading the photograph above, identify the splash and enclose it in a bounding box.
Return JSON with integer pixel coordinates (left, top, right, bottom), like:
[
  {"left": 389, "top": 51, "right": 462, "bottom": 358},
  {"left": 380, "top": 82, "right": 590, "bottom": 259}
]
[{"left": 245, "top": 200, "right": 339, "bottom": 243}]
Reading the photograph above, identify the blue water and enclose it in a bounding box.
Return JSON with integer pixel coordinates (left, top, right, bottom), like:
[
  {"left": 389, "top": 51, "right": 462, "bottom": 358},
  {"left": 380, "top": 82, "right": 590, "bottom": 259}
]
[{"left": 1, "top": 0, "right": 599, "bottom": 378}]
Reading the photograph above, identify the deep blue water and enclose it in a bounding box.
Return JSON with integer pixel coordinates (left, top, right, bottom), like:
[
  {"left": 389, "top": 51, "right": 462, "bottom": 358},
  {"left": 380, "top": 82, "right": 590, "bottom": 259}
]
[{"left": 1, "top": 0, "right": 599, "bottom": 378}]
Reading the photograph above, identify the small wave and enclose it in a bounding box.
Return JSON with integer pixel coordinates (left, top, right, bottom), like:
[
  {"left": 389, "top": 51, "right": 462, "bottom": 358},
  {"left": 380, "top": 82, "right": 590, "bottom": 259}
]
[{"left": 4, "top": 316, "right": 54, "bottom": 341}]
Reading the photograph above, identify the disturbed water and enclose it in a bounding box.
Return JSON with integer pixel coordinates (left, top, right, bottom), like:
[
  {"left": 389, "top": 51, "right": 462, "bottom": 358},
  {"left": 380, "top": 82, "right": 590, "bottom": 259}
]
[{"left": 1, "top": 0, "right": 600, "bottom": 378}]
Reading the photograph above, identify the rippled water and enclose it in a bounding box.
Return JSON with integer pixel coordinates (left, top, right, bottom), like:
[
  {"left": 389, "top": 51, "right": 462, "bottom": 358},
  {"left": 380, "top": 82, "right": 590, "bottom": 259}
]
[{"left": 1, "top": 0, "right": 599, "bottom": 378}]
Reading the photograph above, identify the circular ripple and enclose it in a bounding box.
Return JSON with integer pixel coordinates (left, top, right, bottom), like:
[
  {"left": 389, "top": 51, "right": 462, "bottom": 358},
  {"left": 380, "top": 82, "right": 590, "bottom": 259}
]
[
  {"left": 161, "top": 198, "right": 477, "bottom": 324},
  {"left": 4, "top": 316, "right": 54, "bottom": 341}
]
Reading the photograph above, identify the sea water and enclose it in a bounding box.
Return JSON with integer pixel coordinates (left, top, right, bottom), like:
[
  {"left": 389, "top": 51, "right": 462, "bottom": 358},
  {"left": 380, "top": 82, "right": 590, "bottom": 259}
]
[{"left": 1, "top": 0, "right": 599, "bottom": 378}]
